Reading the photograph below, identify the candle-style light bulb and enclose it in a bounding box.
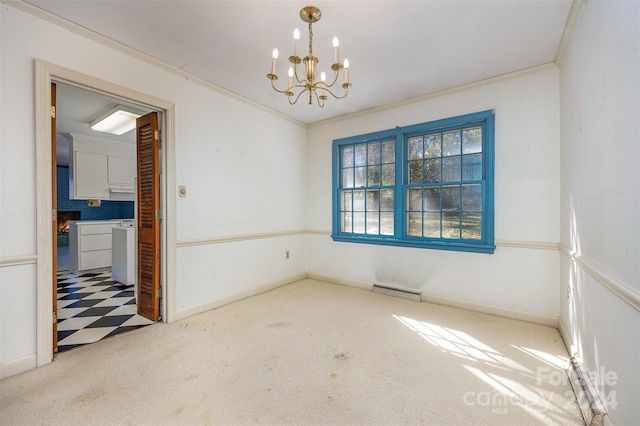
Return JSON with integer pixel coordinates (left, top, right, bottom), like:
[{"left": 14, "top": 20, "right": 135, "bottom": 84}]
[
  {"left": 271, "top": 48, "right": 278, "bottom": 74},
  {"left": 344, "top": 58, "right": 350, "bottom": 84},
  {"left": 321, "top": 71, "right": 326, "bottom": 82},
  {"left": 333, "top": 37, "right": 339, "bottom": 64},
  {"left": 293, "top": 28, "right": 300, "bottom": 57},
  {"left": 288, "top": 67, "right": 293, "bottom": 89},
  {"left": 321, "top": 72, "right": 327, "bottom": 97}
]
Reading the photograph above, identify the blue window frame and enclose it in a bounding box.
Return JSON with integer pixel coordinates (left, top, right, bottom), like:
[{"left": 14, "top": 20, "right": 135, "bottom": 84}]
[{"left": 332, "top": 110, "right": 495, "bottom": 254}]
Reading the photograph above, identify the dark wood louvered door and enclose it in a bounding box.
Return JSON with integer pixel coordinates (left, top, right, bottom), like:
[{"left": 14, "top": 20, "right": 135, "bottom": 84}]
[
  {"left": 136, "top": 112, "right": 161, "bottom": 322},
  {"left": 51, "top": 82, "right": 58, "bottom": 353}
]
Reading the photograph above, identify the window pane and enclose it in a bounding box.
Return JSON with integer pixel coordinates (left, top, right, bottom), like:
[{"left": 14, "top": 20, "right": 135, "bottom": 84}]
[
  {"left": 462, "top": 154, "right": 482, "bottom": 181},
  {"left": 353, "top": 212, "right": 365, "bottom": 233},
  {"left": 462, "top": 184, "right": 482, "bottom": 211},
  {"left": 442, "top": 185, "right": 460, "bottom": 211},
  {"left": 443, "top": 156, "right": 461, "bottom": 182},
  {"left": 341, "top": 212, "right": 352, "bottom": 233},
  {"left": 462, "top": 212, "right": 481, "bottom": 240},
  {"left": 442, "top": 212, "right": 461, "bottom": 239},
  {"left": 354, "top": 167, "right": 366, "bottom": 187},
  {"left": 423, "top": 187, "right": 440, "bottom": 211},
  {"left": 381, "top": 164, "right": 395, "bottom": 185},
  {"left": 355, "top": 144, "right": 367, "bottom": 166},
  {"left": 407, "top": 212, "right": 422, "bottom": 236},
  {"left": 342, "top": 167, "right": 354, "bottom": 188},
  {"left": 408, "top": 136, "right": 423, "bottom": 160},
  {"left": 424, "top": 134, "right": 441, "bottom": 158},
  {"left": 408, "top": 188, "right": 422, "bottom": 211},
  {"left": 353, "top": 190, "right": 365, "bottom": 211},
  {"left": 366, "top": 190, "right": 379, "bottom": 211},
  {"left": 368, "top": 165, "right": 381, "bottom": 186},
  {"left": 380, "top": 189, "right": 394, "bottom": 210},
  {"left": 409, "top": 160, "right": 422, "bottom": 184},
  {"left": 424, "top": 158, "right": 441, "bottom": 183},
  {"left": 342, "top": 191, "right": 352, "bottom": 211},
  {"left": 382, "top": 141, "right": 395, "bottom": 163},
  {"left": 443, "top": 131, "right": 461, "bottom": 156},
  {"left": 368, "top": 143, "right": 380, "bottom": 165},
  {"left": 342, "top": 146, "right": 354, "bottom": 167},
  {"left": 462, "top": 127, "right": 482, "bottom": 154},
  {"left": 380, "top": 212, "right": 394, "bottom": 235},
  {"left": 366, "top": 212, "right": 379, "bottom": 234},
  {"left": 423, "top": 212, "right": 440, "bottom": 238}
]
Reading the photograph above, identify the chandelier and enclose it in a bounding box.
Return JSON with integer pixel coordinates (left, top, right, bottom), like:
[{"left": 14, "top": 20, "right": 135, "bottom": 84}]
[{"left": 267, "top": 6, "right": 351, "bottom": 107}]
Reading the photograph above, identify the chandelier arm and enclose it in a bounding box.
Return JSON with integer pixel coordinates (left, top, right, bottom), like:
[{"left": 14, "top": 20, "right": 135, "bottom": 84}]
[
  {"left": 312, "top": 87, "right": 326, "bottom": 108},
  {"left": 322, "top": 69, "right": 342, "bottom": 89},
  {"left": 323, "top": 84, "right": 351, "bottom": 100},
  {"left": 292, "top": 64, "right": 305, "bottom": 85},
  {"left": 288, "top": 88, "right": 308, "bottom": 105},
  {"left": 270, "top": 78, "right": 291, "bottom": 94}
]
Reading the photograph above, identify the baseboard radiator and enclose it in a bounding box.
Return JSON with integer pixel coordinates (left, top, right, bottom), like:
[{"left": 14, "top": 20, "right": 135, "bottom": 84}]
[
  {"left": 372, "top": 284, "right": 421, "bottom": 302},
  {"left": 567, "top": 357, "right": 612, "bottom": 426}
]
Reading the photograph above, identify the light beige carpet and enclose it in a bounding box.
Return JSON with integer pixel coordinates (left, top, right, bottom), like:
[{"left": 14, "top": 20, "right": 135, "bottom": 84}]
[{"left": 0, "top": 279, "right": 584, "bottom": 425}]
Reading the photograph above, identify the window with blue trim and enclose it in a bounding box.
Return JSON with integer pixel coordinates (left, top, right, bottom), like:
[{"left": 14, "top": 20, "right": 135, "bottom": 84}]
[{"left": 332, "top": 110, "right": 495, "bottom": 254}]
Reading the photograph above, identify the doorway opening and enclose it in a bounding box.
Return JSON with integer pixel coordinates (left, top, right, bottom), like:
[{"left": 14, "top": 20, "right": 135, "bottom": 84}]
[
  {"left": 53, "top": 81, "right": 159, "bottom": 352},
  {"left": 36, "top": 60, "right": 177, "bottom": 367}
]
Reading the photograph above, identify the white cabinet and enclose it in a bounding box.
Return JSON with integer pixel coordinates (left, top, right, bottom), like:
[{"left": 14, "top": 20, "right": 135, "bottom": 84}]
[
  {"left": 108, "top": 156, "right": 136, "bottom": 184},
  {"left": 69, "top": 221, "right": 121, "bottom": 272},
  {"left": 74, "top": 151, "right": 109, "bottom": 199},
  {"left": 69, "top": 134, "right": 135, "bottom": 201}
]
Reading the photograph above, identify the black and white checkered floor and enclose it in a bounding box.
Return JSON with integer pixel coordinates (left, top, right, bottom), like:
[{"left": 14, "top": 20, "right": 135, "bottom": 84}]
[{"left": 56, "top": 269, "right": 155, "bottom": 352}]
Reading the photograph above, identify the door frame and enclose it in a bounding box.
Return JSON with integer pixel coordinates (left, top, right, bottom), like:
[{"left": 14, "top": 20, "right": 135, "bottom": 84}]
[{"left": 35, "top": 60, "right": 177, "bottom": 367}]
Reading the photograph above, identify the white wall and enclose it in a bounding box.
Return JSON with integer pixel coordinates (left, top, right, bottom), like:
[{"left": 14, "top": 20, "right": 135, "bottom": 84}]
[
  {"left": 558, "top": 1, "right": 640, "bottom": 424},
  {"left": 306, "top": 67, "right": 561, "bottom": 320},
  {"left": 0, "top": 3, "right": 306, "bottom": 375}
]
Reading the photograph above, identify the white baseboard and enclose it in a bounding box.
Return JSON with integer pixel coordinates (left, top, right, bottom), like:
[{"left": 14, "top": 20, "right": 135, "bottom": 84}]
[
  {"left": 557, "top": 317, "right": 576, "bottom": 357},
  {"left": 305, "top": 273, "right": 373, "bottom": 291},
  {"left": 176, "top": 273, "right": 307, "bottom": 320},
  {"left": 0, "top": 354, "right": 37, "bottom": 379},
  {"left": 307, "top": 273, "right": 558, "bottom": 327},
  {"left": 421, "top": 292, "right": 558, "bottom": 327}
]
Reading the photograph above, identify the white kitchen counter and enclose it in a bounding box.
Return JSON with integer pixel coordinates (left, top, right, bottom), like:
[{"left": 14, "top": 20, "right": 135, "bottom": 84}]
[{"left": 68, "top": 219, "right": 133, "bottom": 272}]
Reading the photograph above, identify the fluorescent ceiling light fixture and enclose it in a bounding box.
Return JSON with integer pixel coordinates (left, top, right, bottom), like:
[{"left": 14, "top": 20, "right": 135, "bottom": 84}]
[{"left": 90, "top": 105, "right": 143, "bottom": 135}]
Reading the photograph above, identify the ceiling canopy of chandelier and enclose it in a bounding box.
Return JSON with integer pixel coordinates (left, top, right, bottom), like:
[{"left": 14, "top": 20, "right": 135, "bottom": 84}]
[{"left": 267, "top": 6, "right": 351, "bottom": 108}]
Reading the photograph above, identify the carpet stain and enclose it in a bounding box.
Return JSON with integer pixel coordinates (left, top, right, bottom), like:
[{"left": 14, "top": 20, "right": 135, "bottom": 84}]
[
  {"left": 171, "top": 405, "right": 185, "bottom": 416},
  {"left": 184, "top": 374, "right": 199, "bottom": 381},
  {"left": 267, "top": 322, "right": 291, "bottom": 328},
  {"left": 72, "top": 387, "right": 106, "bottom": 407},
  {"left": 334, "top": 352, "right": 350, "bottom": 360},
  {"left": 202, "top": 409, "right": 212, "bottom": 425},
  {"left": 330, "top": 373, "right": 338, "bottom": 378}
]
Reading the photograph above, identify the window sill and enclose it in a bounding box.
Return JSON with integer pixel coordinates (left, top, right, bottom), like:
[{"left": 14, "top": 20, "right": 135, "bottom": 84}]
[{"left": 331, "top": 234, "right": 495, "bottom": 254}]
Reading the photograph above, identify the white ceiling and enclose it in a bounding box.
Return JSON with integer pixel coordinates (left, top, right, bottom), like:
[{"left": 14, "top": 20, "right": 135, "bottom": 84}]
[{"left": 26, "top": 0, "right": 573, "bottom": 125}]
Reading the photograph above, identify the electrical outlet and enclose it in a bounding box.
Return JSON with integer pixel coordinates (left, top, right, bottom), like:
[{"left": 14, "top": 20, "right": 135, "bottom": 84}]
[
  {"left": 178, "top": 185, "right": 187, "bottom": 198},
  {"left": 285, "top": 250, "right": 290, "bottom": 260},
  {"left": 567, "top": 286, "right": 571, "bottom": 302}
]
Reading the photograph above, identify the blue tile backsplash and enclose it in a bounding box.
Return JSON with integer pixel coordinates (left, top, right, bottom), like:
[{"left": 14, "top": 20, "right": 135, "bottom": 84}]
[{"left": 57, "top": 166, "right": 134, "bottom": 220}]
